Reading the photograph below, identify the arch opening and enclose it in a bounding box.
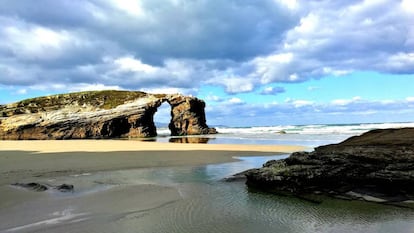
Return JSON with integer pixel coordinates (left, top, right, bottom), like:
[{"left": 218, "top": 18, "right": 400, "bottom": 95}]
[{"left": 154, "top": 101, "right": 171, "bottom": 137}]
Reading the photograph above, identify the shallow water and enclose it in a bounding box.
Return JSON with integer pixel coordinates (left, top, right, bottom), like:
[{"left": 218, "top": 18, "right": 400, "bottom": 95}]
[
  {"left": 156, "top": 132, "right": 352, "bottom": 148},
  {"left": 130, "top": 184, "right": 414, "bottom": 233},
  {"left": 113, "top": 155, "right": 414, "bottom": 233},
  {"left": 2, "top": 155, "right": 414, "bottom": 233},
  {"left": 156, "top": 122, "right": 414, "bottom": 148}
]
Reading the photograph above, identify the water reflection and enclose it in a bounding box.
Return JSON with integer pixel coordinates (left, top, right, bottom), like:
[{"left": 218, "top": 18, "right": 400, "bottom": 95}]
[
  {"left": 127, "top": 156, "right": 414, "bottom": 233},
  {"left": 168, "top": 137, "right": 213, "bottom": 144},
  {"left": 152, "top": 133, "right": 348, "bottom": 147},
  {"left": 129, "top": 176, "right": 414, "bottom": 233}
]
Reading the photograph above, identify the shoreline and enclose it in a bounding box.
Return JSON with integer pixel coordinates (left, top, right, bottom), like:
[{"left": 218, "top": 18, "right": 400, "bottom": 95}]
[
  {"left": 0, "top": 140, "right": 306, "bottom": 185},
  {"left": 0, "top": 140, "right": 306, "bottom": 153}
]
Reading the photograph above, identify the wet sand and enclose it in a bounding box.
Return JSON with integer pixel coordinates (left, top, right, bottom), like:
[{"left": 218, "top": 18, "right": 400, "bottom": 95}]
[
  {"left": 0, "top": 139, "right": 305, "bottom": 153},
  {"left": 1, "top": 141, "right": 413, "bottom": 233},
  {"left": 0, "top": 140, "right": 306, "bottom": 232},
  {"left": 0, "top": 140, "right": 305, "bottom": 185}
]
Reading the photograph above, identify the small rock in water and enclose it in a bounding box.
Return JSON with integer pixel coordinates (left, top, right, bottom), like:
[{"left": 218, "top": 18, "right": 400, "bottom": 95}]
[
  {"left": 12, "top": 182, "right": 74, "bottom": 193},
  {"left": 12, "top": 182, "right": 48, "bottom": 192},
  {"left": 55, "top": 184, "right": 74, "bottom": 192}
]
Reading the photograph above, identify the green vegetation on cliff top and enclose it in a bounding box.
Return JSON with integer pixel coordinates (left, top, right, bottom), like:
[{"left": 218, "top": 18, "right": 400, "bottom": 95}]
[{"left": 1, "top": 90, "right": 167, "bottom": 117}]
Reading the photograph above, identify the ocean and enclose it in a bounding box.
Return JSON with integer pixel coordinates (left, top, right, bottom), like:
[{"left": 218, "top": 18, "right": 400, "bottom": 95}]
[{"left": 156, "top": 122, "right": 414, "bottom": 148}]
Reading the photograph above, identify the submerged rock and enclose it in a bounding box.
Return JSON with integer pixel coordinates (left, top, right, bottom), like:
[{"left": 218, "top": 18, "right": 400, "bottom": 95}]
[
  {"left": 12, "top": 182, "right": 49, "bottom": 192},
  {"left": 12, "top": 183, "right": 74, "bottom": 192},
  {"left": 0, "top": 90, "right": 216, "bottom": 139},
  {"left": 246, "top": 128, "right": 414, "bottom": 204},
  {"left": 56, "top": 184, "right": 74, "bottom": 192}
]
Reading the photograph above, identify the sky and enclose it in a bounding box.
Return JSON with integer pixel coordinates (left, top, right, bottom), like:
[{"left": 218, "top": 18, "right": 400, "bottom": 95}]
[{"left": 0, "top": 0, "right": 413, "bottom": 126}]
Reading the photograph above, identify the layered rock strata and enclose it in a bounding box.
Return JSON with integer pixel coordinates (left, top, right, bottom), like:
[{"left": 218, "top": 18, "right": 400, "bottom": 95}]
[
  {"left": 168, "top": 95, "right": 217, "bottom": 136},
  {"left": 0, "top": 90, "right": 216, "bottom": 139},
  {"left": 246, "top": 128, "right": 414, "bottom": 203}
]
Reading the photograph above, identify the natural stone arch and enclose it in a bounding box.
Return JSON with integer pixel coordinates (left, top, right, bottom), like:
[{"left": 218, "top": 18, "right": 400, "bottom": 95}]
[{"left": 0, "top": 91, "right": 217, "bottom": 140}]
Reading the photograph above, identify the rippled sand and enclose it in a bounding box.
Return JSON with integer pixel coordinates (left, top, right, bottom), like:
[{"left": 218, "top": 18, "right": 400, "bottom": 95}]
[{"left": 0, "top": 140, "right": 306, "bottom": 232}]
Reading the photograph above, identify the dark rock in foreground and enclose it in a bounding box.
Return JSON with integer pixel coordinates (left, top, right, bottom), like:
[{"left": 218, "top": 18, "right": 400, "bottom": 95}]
[
  {"left": 0, "top": 90, "right": 216, "bottom": 139},
  {"left": 246, "top": 128, "right": 414, "bottom": 204},
  {"left": 12, "top": 183, "right": 74, "bottom": 192}
]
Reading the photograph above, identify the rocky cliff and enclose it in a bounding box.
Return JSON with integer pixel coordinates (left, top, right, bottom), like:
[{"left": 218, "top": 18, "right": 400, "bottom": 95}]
[
  {"left": 168, "top": 95, "right": 217, "bottom": 136},
  {"left": 0, "top": 90, "right": 216, "bottom": 139},
  {"left": 246, "top": 128, "right": 414, "bottom": 204}
]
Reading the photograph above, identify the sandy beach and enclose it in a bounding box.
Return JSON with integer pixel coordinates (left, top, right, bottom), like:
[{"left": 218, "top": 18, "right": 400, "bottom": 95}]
[
  {"left": 0, "top": 140, "right": 305, "bottom": 185},
  {"left": 1, "top": 141, "right": 413, "bottom": 233},
  {"left": 0, "top": 140, "right": 306, "bottom": 233},
  {"left": 0, "top": 139, "right": 305, "bottom": 153}
]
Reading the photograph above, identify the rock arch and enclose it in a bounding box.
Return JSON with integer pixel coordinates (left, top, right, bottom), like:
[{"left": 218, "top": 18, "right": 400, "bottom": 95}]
[{"left": 0, "top": 91, "right": 217, "bottom": 139}]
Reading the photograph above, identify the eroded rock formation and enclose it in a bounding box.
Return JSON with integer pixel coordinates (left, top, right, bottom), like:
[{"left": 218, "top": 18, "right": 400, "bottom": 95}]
[
  {"left": 0, "top": 90, "right": 216, "bottom": 139},
  {"left": 167, "top": 95, "right": 217, "bottom": 136},
  {"left": 246, "top": 128, "right": 414, "bottom": 204}
]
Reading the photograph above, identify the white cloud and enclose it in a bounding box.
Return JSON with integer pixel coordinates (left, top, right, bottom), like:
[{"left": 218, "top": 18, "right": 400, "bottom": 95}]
[
  {"left": 3, "top": 25, "right": 74, "bottom": 60},
  {"left": 295, "top": 13, "right": 318, "bottom": 34},
  {"left": 0, "top": 0, "right": 413, "bottom": 103},
  {"left": 270, "top": 0, "right": 414, "bottom": 82},
  {"left": 380, "top": 100, "right": 395, "bottom": 104},
  {"left": 205, "top": 94, "right": 222, "bottom": 102},
  {"left": 250, "top": 53, "right": 294, "bottom": 83},
  {"left": 351, "top": 110, "right": 377, "bottom": 116},
  {"left": 385, "top": 53, "right": 414, "bottom": 72},
  {"left": 207, "top": 96, "right": 414, "bottom": 126},
  {"left": 401, "top": 0, "right": 414, "bottom": 13},
  {"left": 322, "top": 67, "right": 351, "bottom": 76},
  {"left": 210, "top": 77, "right": 254, "bottom": 94},
  {"left": 406, "top": 97, "right": 414, "bottom": 102},
  {"left": 284, "top": 98, "right": 314, "bottom": 107},
  {"left": 228, "top": 97, "right": 244, "bottom": 104},
  {"left": 15, "top": 89, "right": 27, "bottom": 95},
  {"left": 107, "top": 0, "right": 146, "bottom": 17},
  {"left": 68, "top": 83, "right": 122, "bottom": 92},
  {"left": 275, "top": 0, "right": 298, "bottom": 10},
  {"left": 260, "top": 86, "right": 285, "bottom": 95},
  {"left": 331, "top": 96, "right": 362, "bottom": 106},
  {"left": 19, "top": 83, "right": 122, "bottom": 93},
  {"left": 292, "top": 100, "right": 314, "bottom": 108},
  {"left": 114, "top": 56, "right": 158, "bottom": 73},
  {"left": 139, "top": 87, "right": 195, "bottom": 95}
]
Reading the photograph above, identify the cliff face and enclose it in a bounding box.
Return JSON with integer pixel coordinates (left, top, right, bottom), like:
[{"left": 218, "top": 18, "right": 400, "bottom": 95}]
[
  {"left": 0, "top": 91, "right": 216, "bottom": 139},
  {"left": 167, "top": 95, "right": 217, "bottom": 136},
  {"left": 246, "top": 128, "right": 414, "bottom": 204}
]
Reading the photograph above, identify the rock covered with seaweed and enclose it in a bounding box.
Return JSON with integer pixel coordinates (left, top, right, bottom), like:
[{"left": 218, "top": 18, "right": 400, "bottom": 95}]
[
  {"left": 0, "top": 90, "right": 216, "bottom": 139},
  {"left": 246, "top": 128, "right": 414, "bottom": 204}
]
